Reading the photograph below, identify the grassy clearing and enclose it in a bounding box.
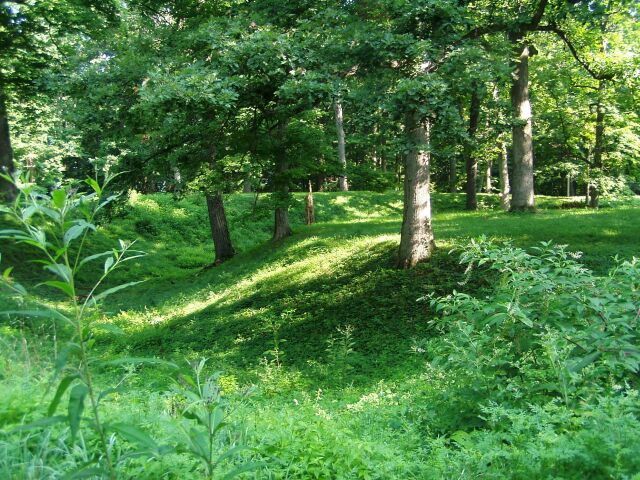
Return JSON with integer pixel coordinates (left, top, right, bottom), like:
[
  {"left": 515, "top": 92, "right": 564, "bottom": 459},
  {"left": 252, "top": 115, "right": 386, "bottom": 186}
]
[{"left": 1, "top": 191, "right": 639, "bottom": 478}]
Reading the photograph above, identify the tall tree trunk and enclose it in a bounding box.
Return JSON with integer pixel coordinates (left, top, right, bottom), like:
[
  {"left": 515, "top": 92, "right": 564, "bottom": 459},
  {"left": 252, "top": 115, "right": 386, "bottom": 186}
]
[
  {"left": 334, "top": 99, "right": 348, "bottom": 191},
  {"left": 485, "top": 161, "right": 492, "bottom": 192},
  {"left": 510, "top": 42, "right": 535, "bottom": 211},
  {"left": 498, "top": 138, "right": 511, "bottom": 210},
  {"left": 206, "top": 191, "right": 235, "bottom": 264},
  {"left": 397, "top": 111, "right": 435, "bottom": 269},
  {"left": 566, "top": 173, "right": 571, "bottom": 197},
  {"left": 465, "top": 87, "right": 481, "bottom": 210},
  {"left": 589, "top": 81, "right": 605, "bottom": 208},
  {"left": 0, "top": 90, "right": 16, "bottom": 201},
  {"left": 273, "top": 122, "right": 292, "bottom": 241}
]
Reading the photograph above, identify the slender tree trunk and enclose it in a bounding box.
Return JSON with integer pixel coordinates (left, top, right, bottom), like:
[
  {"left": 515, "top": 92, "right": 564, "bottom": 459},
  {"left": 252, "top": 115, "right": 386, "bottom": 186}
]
[
  {"left": 273, "top": 122, "right": 292, "bottom": 241},
  {"left": 589, "top": 81, "right": 605, "bottom": 208},
  {"left": 0, "top": 90, "right": 16, "bottom": 201},
  {"left": 397, "top": 111, "right": 435, "bottom": 269},
  {"left": 206, "top": 191, "right": 235, "bottom": 264},
  {"left": 498, "top": 138, "right": 510, "bottom": 210},
  {"left": 465, "top": 87, "right": 481, "bottom": 210},
  {"left": 510, "top": 42, "right": 536, "bottom": 211},
  {"left": 334, "top": 99, "right": 348, "bottom": 191},
  {"left": 485, "top": 161, "right": 492, "bottom": 192},
  {"left": 566, "top": 173, "right": 571, "bottom": 197},
  {"left": 305, "top": 181, "right": 315, "bottom": 225}
]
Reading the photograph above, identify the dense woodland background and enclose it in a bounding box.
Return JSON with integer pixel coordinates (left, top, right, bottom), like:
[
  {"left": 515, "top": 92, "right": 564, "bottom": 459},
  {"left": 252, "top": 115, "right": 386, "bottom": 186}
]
[{"left": 1, "top": 0, "right": 640, "bottom": 479}]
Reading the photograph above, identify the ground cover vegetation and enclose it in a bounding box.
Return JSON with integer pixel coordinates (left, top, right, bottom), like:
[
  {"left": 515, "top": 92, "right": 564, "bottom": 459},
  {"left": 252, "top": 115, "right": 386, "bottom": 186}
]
[{"left": 1, "top": 0, "right": 639, "bottom": 478}]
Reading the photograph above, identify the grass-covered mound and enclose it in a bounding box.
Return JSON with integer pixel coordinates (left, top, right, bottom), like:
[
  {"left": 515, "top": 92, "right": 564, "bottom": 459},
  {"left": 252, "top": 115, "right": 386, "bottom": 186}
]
[{"left": 1, "top": 191, "right": 639, "bottom": 479}]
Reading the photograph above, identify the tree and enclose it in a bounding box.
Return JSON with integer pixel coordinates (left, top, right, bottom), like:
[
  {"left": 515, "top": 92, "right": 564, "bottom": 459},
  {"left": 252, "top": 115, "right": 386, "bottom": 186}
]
[{"left": 0, "top": 0, "right": 116, "bottom": 199}]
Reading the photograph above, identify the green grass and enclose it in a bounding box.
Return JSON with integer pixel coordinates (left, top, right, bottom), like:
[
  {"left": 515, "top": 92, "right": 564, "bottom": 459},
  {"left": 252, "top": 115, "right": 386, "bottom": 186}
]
[{"left": 1, "top": 191, "right": 640, "bottom": 478}]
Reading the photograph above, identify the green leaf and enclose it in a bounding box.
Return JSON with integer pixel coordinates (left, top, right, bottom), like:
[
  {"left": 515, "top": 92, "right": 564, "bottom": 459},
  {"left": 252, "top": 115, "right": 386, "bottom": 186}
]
[
  {"left": 52, "top": 189, "right": 66, "bottom": 209},
  {"left": 68, "top": 384, "right": 88, "bottom": 441},
  {"left": 64, "top": 222, "right": 95, "bottom": 246},
  {"left": 104, "top": 256, "right": 114, "bottom": 273},
  {"left": 90, "top": 280, "right": 144, "bottom": 304},
  {"left": 1, "top": 309, "right": 72, "bottom": 325},
  {"left": 45, "top": 263, "right": 72, "bottom": 282},
  {"left": 568, "top": 351, "right": 602, "bottom": 373},
  {"left": 78, "top": 251, "right": 112, "bottom": 270},
  {"left": 110, "top": 423, "right": 158, "bottom": 450},
  {"left": 85, "top": 177, "right": 101, "bottom": 195},
  {"left": 48, "top": 375, "right": 79, "bottom": 416},
  {"left": 40, "top": 280, "right": 74, "bottom": 297}
]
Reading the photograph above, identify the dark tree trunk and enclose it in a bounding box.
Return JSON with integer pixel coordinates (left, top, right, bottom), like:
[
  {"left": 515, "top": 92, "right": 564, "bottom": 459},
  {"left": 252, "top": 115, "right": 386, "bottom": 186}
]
[
  {"left": 465, "top": 86, "right": 481, "bottom": 210},
  {"left": 273, "top": 122, "right": 292, "bottom": 241},
  {"left": 273, "top": 206, "right": 292, "bottom": 240},
  {"left": 206, "top": 191, "right": 235, "bottom": 264},
  {"left": 509, "top": 42, "right": 536, "bottom": 211},
  {"left": 334, "top": 99, "right": 348, "bottom": 191},
  {"left": 397, "top": 111, "right": 435, "bottom": 269},
  {"left": 0, "top": 91, "right": 16, "bottom": 201}
]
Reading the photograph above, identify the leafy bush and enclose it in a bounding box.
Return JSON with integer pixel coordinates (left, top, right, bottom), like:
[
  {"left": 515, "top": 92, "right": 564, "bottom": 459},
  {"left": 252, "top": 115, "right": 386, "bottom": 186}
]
[{"left": 346, "top": 164, "right": 396, "bottom": 192}]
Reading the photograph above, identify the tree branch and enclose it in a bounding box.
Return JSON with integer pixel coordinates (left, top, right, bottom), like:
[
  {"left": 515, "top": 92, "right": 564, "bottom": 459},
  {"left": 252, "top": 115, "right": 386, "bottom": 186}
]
[{"left": 536, "top": 24, "right": 615, "bottom": 81}]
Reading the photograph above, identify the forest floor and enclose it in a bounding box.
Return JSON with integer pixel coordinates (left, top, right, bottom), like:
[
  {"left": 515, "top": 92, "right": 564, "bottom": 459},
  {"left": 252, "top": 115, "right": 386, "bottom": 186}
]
[{"left": 2, "top": 191, "right": 640, "bottom": 478}]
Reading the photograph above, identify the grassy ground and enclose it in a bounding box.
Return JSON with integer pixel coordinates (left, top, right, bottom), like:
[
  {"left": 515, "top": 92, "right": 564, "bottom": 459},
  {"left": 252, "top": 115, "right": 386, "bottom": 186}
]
[{"left": 1, "top": 191, "right": 639, "bottom": 478}]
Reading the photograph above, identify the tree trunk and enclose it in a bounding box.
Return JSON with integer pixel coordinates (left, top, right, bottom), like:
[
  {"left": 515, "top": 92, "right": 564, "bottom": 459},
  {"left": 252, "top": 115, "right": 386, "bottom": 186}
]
[
  {"left": 206, "top": 191, "right": 235, "bottom": 264},
  {"left": 305, "top": 181, "right": 315, "bottom": 225},
  {"left": 589, "top": 81, "right": 605, "bottom": 208},
  {"left": 0, "top": 91, "right": 16, "bottom": 201},
  {"left": 273, "top": 206, "right": 292, "bottom": 240},
  {"left": 498, "top": 138, "right": 511, "bottom": 210},
  {"left": 273, "top": 122, "right": 293, "bottom": 241},
  {"left": 397, "top": 111, "right": 435, "bottom": 269},
  {"left": 465, "top": 87, "right": 481, "bottom": 210},
  {"left": 334, "top": 99, "right": 348, "bottom": 191},
  {"left": 485, "top": 161, "right": 492, "bottom": 192},
  {"left": 510, "top": 42, "right": 535, "bottom": 211},
  {"left": 566, "top": 173, "right": 571, "bottom": 197},
  {"left": 243, "top": 174, "right": 252, "bottom": 193}
]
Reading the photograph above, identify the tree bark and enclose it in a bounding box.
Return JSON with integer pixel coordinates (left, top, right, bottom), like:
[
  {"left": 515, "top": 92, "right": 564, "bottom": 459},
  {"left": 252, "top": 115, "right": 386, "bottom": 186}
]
[
  {"left": 242, "top": 174, "right": 252, "bottom": 193},
  {"left": 397, "top": 111, "right": 435, "bottom": 269},
  {"left": 449, "top": 156, "right": 457, "bottom": 193},
  {"left": 206, "top": 191, "right": 235, "bottom": 264},
  {"left": 0, "top": 90, "right": 16, "bottom": 201},
  {"left": 334, "top": 99, "right": 348, "bottom": 191},
  {"left": 485, "top": 161, "right": 492, "bottom": 192},
  {"left": 273, "top": 122, "right": 292, "bottom": 241},
  {"left": 499, "top": 138, "right": 511, "bottom": 210},
  {"left": 465, "top": 87, "right": 481, "bottom": 210},
  {"left": 509, "top": 42, "right": 536, "bottom": 211},
  {"left": 589, "top": 81, "right": 605, "bottom": 208}
]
